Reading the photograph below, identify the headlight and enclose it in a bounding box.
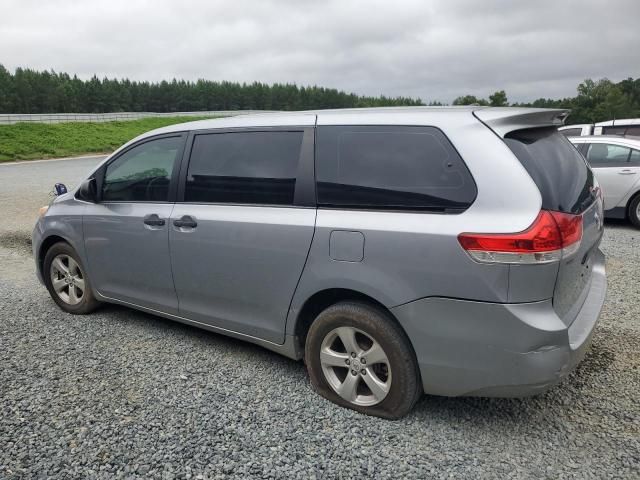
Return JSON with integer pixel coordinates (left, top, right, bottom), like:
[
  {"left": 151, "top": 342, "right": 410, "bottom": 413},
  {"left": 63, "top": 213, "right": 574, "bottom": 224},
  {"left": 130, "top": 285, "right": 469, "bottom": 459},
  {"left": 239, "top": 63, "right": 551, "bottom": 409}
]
[{"left": 38, "top": 206, "right": 49, "bottom": 218}]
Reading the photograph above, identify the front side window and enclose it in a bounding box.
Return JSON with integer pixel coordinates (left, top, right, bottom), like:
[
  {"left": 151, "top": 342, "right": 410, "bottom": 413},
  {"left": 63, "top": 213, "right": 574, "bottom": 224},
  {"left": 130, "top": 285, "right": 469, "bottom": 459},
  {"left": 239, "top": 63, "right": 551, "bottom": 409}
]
[
  {"left": 630, "top": 149, "right": 640, "bottom": 164},
  {"left": 103, "top": 136, "right": 182, "bottom": 202},
  {"left": 586, "top": 143, "right": 631, "bottom": 165},
  {"left": 185, "top": 131, "right": 303, "bottom": 205},
  {"left": 315, "top": 126, "right": 476, "bottom": 211}
]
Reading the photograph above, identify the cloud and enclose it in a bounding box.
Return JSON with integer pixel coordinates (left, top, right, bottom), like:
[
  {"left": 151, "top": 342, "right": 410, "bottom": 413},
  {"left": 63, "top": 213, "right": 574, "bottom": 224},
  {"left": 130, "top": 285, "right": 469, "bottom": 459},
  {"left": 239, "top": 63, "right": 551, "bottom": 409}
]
[{"left": 1, "top": 0, "right": 639, "bottom": 103}]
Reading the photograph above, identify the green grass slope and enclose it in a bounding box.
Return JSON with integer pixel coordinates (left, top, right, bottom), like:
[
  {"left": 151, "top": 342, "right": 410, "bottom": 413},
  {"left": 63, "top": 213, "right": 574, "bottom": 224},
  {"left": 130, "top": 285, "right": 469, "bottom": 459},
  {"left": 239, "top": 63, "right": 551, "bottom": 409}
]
[{"left": 0, "top": 116, "right": 217, "bottom": 162}]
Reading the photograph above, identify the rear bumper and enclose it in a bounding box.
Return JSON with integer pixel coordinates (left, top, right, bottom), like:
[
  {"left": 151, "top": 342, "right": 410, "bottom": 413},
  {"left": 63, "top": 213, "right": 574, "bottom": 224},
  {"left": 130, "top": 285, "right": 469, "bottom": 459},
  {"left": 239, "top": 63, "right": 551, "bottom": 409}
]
[{"left": 391, "top": 249, "right": 606, "bottom": 397}]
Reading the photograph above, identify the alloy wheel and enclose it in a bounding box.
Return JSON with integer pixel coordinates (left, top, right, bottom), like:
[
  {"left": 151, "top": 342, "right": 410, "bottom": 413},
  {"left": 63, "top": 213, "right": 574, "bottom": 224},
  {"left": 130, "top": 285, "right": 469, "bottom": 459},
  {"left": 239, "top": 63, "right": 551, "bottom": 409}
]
[
  {"left": 319, "top": 326, "right": 391, "bottom": 406},
  {"left": 49, "top": 254, "right": 85, "bottom": 305}
]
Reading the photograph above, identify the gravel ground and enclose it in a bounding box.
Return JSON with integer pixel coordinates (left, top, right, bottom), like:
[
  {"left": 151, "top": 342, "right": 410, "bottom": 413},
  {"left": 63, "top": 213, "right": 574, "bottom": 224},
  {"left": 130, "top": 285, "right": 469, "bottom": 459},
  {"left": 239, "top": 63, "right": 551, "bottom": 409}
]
[{"left": 0, "top": 158, "right": 639, "bottom": 479}]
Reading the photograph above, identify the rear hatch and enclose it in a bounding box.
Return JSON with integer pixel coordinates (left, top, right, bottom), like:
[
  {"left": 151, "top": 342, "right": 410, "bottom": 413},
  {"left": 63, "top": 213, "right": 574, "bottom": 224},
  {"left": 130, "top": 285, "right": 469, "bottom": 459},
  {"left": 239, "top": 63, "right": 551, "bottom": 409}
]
[{"left": 475, "top": 109, "right": 604, "bottom": 326}]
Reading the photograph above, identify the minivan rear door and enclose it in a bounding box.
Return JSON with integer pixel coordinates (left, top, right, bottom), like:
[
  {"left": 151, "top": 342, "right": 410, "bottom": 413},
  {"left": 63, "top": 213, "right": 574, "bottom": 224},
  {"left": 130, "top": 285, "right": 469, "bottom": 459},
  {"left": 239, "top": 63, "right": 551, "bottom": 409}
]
[
  {"left": 169, "top": 127, "right": 316, "bottom": 344},
  {"left": 502, "top": 126, "right": 604, "bottom": 324}
]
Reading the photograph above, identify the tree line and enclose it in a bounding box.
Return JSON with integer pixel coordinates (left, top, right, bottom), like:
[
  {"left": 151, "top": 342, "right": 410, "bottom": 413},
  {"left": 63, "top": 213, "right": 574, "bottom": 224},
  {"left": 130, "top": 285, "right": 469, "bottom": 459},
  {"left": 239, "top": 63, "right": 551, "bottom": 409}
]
[
  {"left": 0, "top": 65, "right": 638, "bottom": 124},
  {"left": 0, "top": 65, "right": 423, "bottom": 114},
  {"left": 453, "top": 78, "right": 640, "bottom": 124}
]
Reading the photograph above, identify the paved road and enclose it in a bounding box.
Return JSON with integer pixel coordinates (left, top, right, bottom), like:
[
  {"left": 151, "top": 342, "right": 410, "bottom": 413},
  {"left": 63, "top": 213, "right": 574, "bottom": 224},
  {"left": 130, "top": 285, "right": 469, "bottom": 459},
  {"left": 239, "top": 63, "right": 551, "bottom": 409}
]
[
  {"left": 0, "top": 156, "right": 107, "bottom": 236},
  {"left": 0, "top": 156, "right": 639, "bottom": 479}
]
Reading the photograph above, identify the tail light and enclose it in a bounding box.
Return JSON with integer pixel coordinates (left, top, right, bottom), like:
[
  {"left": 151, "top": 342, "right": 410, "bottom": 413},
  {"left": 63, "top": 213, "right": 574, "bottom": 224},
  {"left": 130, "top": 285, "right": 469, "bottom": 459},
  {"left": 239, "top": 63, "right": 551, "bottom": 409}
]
[{"left": 458, "top": 210, "right": 583, "bottom": 264}]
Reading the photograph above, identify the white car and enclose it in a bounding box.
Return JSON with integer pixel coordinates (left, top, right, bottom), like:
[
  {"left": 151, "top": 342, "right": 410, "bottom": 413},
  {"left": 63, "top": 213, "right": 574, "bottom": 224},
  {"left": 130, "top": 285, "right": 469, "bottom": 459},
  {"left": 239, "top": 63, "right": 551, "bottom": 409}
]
[
  {"left": 560, "top": 118, "right": 640, "bottom": 137},
  {"left": 559, "top": 124, "right": 594, "bottom": 137},
  {"left": 570, "top": 135, "right": 640, "bottom": 227}
]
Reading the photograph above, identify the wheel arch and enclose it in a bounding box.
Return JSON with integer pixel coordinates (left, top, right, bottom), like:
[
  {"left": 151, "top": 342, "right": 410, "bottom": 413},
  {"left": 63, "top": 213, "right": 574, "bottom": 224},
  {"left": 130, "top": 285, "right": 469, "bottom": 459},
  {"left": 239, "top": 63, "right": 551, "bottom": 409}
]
[
  {"left": 292, "top": 288, "right": 413, "bottom": 356},
  {"left": 626, "top": 188, "right": 640, "bottom": 218},
  {"left": 37, "top": 234, "right": 71, "bottom": 278}
]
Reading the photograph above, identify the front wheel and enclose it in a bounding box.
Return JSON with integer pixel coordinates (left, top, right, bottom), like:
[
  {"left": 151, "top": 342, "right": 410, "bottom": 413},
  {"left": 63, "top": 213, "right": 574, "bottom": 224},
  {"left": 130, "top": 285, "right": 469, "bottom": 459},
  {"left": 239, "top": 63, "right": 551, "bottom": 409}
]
[
  {"left": 43, "top": 242, "right": 100, "bottom": 314},
  {"left": 305, "top": 301, "right": 422, "bottom": 419}
]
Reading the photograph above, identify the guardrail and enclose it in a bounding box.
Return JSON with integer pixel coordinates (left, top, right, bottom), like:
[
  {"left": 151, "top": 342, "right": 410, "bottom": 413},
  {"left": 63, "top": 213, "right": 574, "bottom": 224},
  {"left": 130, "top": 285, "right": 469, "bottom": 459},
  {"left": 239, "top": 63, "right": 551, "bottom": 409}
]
[{"left": 0, "top": 111, "right": 278, "bottom": 125}]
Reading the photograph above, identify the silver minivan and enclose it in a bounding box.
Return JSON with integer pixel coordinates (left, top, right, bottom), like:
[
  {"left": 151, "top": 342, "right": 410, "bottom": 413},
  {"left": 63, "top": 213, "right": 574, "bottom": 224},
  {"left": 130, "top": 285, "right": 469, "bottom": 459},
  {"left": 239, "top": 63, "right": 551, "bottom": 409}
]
[{"left": 33, "top": 107, "right": 607, "bottom": 418}]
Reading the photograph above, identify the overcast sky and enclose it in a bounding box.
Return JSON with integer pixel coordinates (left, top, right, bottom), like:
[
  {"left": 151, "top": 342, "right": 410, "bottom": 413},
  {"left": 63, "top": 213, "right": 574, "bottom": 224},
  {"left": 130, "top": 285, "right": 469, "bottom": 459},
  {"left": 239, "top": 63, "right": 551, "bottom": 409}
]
[{"left": 1, "top": 0, "right": 639, "bottom": 103}]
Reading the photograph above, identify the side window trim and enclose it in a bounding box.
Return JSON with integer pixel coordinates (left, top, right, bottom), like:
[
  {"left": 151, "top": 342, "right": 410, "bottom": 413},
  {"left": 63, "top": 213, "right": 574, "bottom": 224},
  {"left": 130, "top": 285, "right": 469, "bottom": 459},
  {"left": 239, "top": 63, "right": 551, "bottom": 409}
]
[
  {"left": 99, "top": 132, "right": 187, "bottom": 203},
  {"left": 176, "top": 126, "right": 316, "bottom": 207}
]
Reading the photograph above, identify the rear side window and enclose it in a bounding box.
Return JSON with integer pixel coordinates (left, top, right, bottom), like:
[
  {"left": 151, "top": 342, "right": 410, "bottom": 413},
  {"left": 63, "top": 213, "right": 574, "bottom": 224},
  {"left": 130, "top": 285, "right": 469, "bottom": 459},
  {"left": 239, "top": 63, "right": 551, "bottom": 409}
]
[
  {"left": 185, "top": 131, "right": 303, "bottom": 205},
  {"left": 315, "top": 126, "right": 477, "bottom": 211},
  {"left": 559, "top": 128, "right": 582, "bottom": 137},
  {"left": 602, "top": 126, "right": 627, "bottom": 136},
  {"left": 586, "top": 143, "right": 631, "bottom": 165},
  {"left": 602, "top": 125, "right": 640, "bottom": 136},
  {"left": 504, "top": 127, "right": 595, "bottom": 214},
  {"left": 627, "top": 126, "right": 640, "bottom": 137}
]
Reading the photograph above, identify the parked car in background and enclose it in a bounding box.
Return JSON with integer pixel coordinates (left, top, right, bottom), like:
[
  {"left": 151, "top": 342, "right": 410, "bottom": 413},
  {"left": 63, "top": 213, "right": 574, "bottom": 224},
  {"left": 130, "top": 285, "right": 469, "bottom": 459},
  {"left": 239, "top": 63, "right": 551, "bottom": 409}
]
[
  {"left": 594, "top": 118, "right": 640, "bottom": 136},
  {"left": 33, "top": 107, "right": 606, "bottom": 418},
  {"left": 560, "top": 118, "right": 640, "bottom": 137},
  {"left": 569, "top": 135, "right": 640, "bottom": 228},
  {"left": 559, "top": 124, "right": 594, "bottom": 137}
]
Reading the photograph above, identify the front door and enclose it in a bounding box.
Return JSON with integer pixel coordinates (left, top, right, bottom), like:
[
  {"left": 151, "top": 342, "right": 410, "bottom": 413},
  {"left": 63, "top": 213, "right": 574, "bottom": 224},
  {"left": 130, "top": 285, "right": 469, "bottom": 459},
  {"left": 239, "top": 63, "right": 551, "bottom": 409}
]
[
  {"left": 169, "top": 128, "right": 316, "bottom": 343},
  {"left": 83, "top": 134, "right": 185, "bottom": 313}
]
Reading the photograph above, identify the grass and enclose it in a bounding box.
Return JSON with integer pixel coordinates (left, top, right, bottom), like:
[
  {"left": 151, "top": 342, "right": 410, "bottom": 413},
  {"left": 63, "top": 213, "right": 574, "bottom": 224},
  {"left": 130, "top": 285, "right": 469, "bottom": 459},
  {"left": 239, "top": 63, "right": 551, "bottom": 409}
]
[{"left": 0, "top": 116, "right": 218, "bottom": 162}]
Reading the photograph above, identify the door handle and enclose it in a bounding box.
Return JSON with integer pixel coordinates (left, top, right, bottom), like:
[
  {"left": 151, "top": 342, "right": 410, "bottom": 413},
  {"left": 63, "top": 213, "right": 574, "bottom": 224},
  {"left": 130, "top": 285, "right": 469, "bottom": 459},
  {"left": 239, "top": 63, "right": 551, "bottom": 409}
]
[
  {"left": 618, "top": 169, "right": 637, "bottom": 175},
  {"left": 143, "top": 213, "right": 165, "bottom": 226},
  {"left": 173, "top": 215, "right": 198, "bottom": 229}
]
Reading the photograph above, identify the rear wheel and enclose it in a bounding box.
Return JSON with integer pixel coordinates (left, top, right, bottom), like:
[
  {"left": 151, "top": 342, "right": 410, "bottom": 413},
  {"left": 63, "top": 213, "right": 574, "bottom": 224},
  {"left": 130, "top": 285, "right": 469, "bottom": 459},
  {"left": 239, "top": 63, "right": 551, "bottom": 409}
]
[
  {"left": 43, "top": 242, "right": 100, "bottom": 314},
  {"left": 305, "top": 301, "right": 422, "bottom": 419},
  {"left": 629, "top": 195, "right": 640, "bottom": 229}
]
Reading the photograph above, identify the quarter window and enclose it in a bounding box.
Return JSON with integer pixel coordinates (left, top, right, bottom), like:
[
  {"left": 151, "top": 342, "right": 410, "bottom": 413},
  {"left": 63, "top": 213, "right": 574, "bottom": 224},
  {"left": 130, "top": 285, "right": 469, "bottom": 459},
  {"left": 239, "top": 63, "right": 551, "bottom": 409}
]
[
  {"left": 315, "top": 126, "right": 476, "bottom": 211},
  {"left": 586, "top": 143, "right": 631, "bottom": 165},
  {"left": 185, "top": 131, "right": 303, "bottom": 205},
  {"left": 102, "top": 136, "right": 182, "bottom": 202}
]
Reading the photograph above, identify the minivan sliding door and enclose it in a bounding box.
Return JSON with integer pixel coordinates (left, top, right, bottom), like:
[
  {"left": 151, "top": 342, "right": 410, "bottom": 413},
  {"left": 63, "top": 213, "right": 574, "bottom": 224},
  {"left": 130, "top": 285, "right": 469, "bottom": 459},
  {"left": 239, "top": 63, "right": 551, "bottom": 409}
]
[{"left": 169, "top": 128, "right": 316, "bottom": 344}]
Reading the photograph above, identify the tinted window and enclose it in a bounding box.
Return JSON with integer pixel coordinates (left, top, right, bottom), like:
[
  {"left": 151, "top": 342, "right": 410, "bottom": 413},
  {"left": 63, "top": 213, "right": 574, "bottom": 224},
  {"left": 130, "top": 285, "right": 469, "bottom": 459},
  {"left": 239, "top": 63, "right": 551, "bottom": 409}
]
[
  {"left": 602, "top": 126, "right": 627, "bottom": 136},
  {"left": 626, "top": 126, "right": 640, "bottom": 137},
  {"left": 185, "top": 131, "right": 303, "bottom": 205},
  {"left": 586, "top": 143, "right": 631, "bottom": 164},
  {"left": 560, "top": 128, "right": 582, "bottom": 137},
  {"left": 504, "top": 127, "right": 595, "bottom": 214},
  {"left": 629, "top": 149, "right": 640, "bottom": 164},
  {"left": 315, "top": 126, "right": 476, "bottom": 211},
  {"left": 103, "top": 136, "right": 181, "bottom": 202}
]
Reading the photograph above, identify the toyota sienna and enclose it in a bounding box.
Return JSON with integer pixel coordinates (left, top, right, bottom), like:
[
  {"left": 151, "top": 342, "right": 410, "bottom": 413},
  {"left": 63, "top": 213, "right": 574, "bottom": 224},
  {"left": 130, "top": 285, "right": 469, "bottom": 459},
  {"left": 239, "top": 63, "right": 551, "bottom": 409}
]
[{"left": 33, "top": 107, "right": 607, "bottom": 418}]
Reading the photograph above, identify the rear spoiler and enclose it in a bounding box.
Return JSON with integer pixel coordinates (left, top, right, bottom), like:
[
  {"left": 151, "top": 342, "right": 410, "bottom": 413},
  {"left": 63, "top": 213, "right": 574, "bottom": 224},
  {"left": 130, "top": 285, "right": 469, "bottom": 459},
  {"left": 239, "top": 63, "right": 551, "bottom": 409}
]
[{"left": 473, "top": 108, "right": 570, "bottom": 138}]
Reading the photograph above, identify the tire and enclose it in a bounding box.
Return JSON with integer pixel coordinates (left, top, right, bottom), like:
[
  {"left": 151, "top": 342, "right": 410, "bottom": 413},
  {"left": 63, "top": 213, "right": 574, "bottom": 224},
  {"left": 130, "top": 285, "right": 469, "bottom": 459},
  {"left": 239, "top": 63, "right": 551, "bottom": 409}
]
[
  {"left": 629, "top": 195, "right": 640, "bottom": 229},
  {"left": 43, "top": 242, "right": 100, "bottom": 314},
  {"left": 305, "top": 301, "right": 422, "bottom": 419}
]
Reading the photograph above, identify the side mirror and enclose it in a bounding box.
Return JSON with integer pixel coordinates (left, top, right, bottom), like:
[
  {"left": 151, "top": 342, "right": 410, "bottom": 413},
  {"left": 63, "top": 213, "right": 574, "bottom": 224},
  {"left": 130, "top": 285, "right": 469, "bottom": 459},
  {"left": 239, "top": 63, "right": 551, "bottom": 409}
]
[
  {"left": 54, "top": 183, "right": 68, "bottom": 196},
  {"left": 76, "top": 178, "right": 98, "bottom": 203}
]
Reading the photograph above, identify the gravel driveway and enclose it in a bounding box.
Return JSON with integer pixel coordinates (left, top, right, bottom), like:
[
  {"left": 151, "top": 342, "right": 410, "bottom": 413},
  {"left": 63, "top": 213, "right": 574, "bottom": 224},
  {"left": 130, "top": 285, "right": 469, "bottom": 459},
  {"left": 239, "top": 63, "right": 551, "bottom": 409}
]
[{"left": 0, "top": 157, "right": 639, "bottom": 479}]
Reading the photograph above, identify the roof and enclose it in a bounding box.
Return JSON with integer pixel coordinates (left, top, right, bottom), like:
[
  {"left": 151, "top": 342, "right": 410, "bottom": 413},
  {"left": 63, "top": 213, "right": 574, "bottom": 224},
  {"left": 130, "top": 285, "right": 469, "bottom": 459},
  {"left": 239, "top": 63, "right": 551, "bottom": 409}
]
[
  {"left": 594, "top": 118, "right": 640, "bottom": 127},
  {"left": 131, "top": 106, "right": 570, "bottom": 141}
]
